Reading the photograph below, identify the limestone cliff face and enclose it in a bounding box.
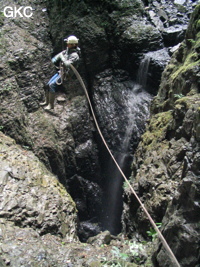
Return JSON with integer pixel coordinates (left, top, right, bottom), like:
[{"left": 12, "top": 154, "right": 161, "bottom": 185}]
[
  {"left": 0, "top": 0, "right": 103, "bottom": 236},
  {"left": 123, "top": 4, "right": 200, "bottom": 267},
  {"left": 0, "top": 132, "right": 77, "bottom": 239}
]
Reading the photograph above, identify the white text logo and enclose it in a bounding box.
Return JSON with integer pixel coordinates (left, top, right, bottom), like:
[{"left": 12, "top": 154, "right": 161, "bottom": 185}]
[{"left": 3, "top": 6, "right": 33, "bottom": 18}]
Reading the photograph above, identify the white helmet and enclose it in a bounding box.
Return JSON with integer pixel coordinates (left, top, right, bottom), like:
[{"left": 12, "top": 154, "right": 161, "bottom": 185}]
[{"left": 64, "top": 35, "right": 79, "bottom": 44}]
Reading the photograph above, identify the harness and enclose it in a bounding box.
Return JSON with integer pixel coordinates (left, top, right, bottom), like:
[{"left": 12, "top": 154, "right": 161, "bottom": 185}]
[{"left": 56, "top": 62, "right": 66, "bottom": 85}]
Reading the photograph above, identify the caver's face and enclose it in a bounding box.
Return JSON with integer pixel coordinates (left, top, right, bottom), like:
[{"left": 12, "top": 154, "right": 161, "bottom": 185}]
[{"left": 67, "top": 43, "right": 76, "bottom": 48}]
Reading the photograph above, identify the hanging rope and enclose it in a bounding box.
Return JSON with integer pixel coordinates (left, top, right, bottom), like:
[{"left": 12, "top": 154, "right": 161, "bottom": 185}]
[{"left": 69, "top": 63, "right": 180, "bottom": 267}]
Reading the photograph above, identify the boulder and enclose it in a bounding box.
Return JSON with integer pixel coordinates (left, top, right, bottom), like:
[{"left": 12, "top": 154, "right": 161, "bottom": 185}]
[
  {"left": 87, "top": 230, "right": 111, "bottom": 245},
  {"left": 0, "top": 132, "right": 77, "bottom": 240},
  {"left": 162, "top": 25, "right": 188, "bottom": 47},
  {"left": 142, "top": 48, "right": 171, "bottom": 94},
  {"left": 78, "top": 221, "right": 102, "bottom": 243}
]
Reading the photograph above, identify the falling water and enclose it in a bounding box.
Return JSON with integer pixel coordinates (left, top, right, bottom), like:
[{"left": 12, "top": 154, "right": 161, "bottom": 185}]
[
  {"left": 137, "top": 55, "right": 151, "bottom": 88},
  {"left": 101, "top": 55, "right": 152, "bottom": 234}
]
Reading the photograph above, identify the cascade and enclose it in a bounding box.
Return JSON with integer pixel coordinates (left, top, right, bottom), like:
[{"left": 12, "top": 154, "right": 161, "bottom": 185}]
[
  {"left": 100, "top": 56, "right": 152, "bottom": 234},
  {"left": 137, "top": 55, "right": 151, "bottom": 88}
]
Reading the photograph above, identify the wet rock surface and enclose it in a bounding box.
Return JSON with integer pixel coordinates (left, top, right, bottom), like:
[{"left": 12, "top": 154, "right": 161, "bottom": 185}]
[
  {"left": 67, "top": 174, "right": 102, "bottom": 221},
  {"left": 143, "top": 48, "right": 171, "bottom": 93},
  {"left": 93, "top": 69, "right": 152, "bottom": 152}
]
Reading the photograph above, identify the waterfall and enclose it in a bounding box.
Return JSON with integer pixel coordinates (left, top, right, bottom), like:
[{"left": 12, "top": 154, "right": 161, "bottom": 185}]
[
  {"left": 137, "top": 55, "right": 151, "bottom": 89},
  {"left": 100, "top": 56, "right": 152, "bottom": 234}
]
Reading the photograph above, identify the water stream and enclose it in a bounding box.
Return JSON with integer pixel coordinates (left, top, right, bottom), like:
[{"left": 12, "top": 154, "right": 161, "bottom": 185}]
[{"left": 100, "top": 55, "right": 152, "bottom": 234}]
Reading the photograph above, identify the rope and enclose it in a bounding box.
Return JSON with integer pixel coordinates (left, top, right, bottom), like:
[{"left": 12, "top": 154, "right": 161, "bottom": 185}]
[{"left": 69, "top": 63, "right": 181, "bottom": 267}]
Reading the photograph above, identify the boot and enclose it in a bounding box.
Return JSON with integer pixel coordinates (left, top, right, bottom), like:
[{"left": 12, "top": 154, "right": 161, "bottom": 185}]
[
  {"left": 40, "top": 90, "right": 49, "bottom": 106},
  {"left": 44, "top": 92, "right": 55, "bottom": 110}
]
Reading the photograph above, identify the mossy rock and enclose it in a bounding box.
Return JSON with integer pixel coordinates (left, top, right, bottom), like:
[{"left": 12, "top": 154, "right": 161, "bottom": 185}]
[{"left": 141, "top": 111, "right": 173, "bottom": 150}]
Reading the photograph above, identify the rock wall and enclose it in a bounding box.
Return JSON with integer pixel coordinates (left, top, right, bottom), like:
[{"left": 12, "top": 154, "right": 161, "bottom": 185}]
[
  {"left": 0, "top": 132, "right": 77, "bottom": 239},
  {"left": 123, "top": 4, "right": 200, "bottom": 267},
  {"left": 0, "top": 0, "right": 103, "bottom": 238}
]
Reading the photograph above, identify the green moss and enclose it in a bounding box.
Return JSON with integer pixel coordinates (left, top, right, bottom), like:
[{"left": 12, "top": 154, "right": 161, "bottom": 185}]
[
  {"left": 141, "top": 111, "right": 173, "bottom": 150},
  {"left": 171, "top": 51, "right": 200, "bottom": 81},
  {"left": 171, "top": 8, "right": 200, "bottom": 81},
  {"left": 175, "top": 94, "right": 200, "bottom": 110}
]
